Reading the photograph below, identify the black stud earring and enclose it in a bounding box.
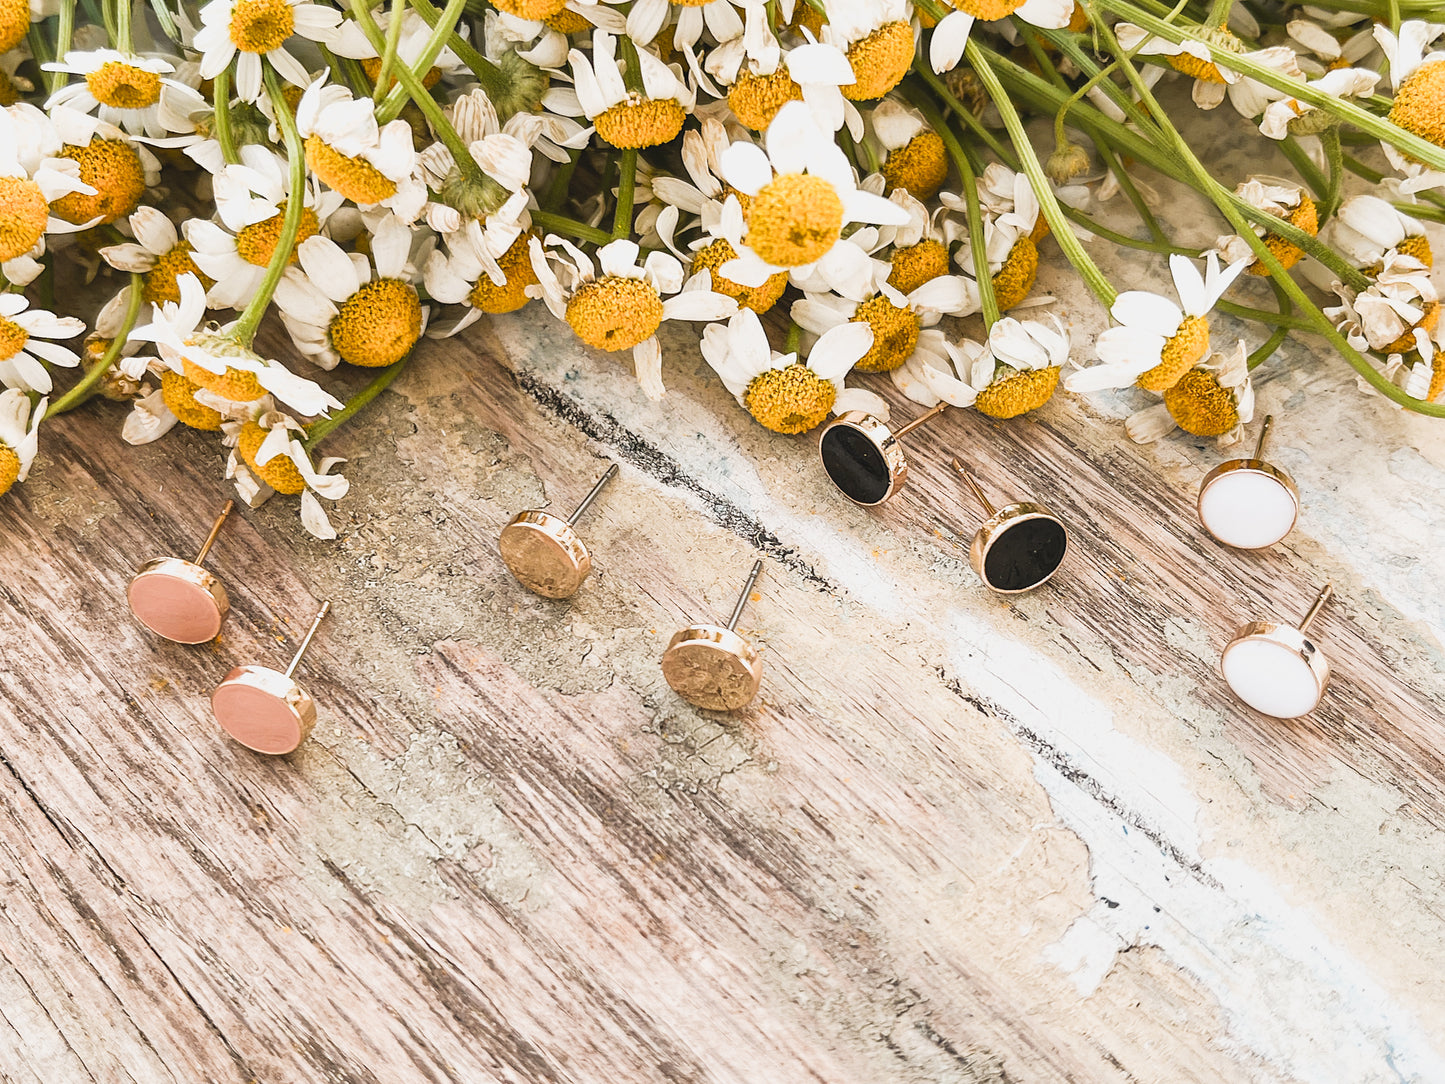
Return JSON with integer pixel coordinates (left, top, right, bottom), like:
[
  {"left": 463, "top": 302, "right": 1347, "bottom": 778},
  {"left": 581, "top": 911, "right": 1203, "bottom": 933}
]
[
  {"left": 951, "top": 459, "right": 1068, "bottom": 593},
  {"left": 817, "top": 402, "right": 949, "bottom": 506}
]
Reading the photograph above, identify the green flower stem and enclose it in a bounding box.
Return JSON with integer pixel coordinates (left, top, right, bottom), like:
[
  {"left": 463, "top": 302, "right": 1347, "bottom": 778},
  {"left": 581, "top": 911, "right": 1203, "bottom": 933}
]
[
  {"left": 906, "top": 89, "right": 1000, "bottom": 326},
  {"left": 232, "top": 64, "right": 307, "bottom": 345},
  {"left": 1277, "top": 136, "right": 1328, "bottom": 201},
  {"left": 212, "top": 67, "right": 241, "bottom": 165},
  {"left": 1215, "top": 299, "right": 1316, "bottom": 330},
  {"left": 406, "top": 0, "right": 505, "bottom": 101},
  {"left": 48, "top": 0, "right": 75, "bottom": 93},
  {"left": 304, "top": 355, "right": 410, "bottom": 450},
  {"left": 1097, "top": 142, "right": 1170, "bottom": 245},
  {"left": 45, "top": 274, "right": 144, "bottom": 418},
  {"left": 1320, "top": 126, "right": 1344, "bottom": 223},
  {"left": 1204, "top": 0, "right": 1233, "bottom": 27},
  {"left": 618, "top": 34, "right": 647, "bottom": 94},
  {"left": 968, "top": 40, "right": 1119, "bottom": 310},
  {"left": 1090, "top": 0, "right": 1445, "bottom": 172},
  {"left": 613, "top": 148, "right": 637, "bottom": 240},
  {"left": 530, "top": 210, "right": 614, "bottom": 245},
  {"left": 1247, "top": 323, "right": 1292, "bottom": 370},
  {"left": 146, "top": 0, "right": 182, "bottom": 44},
  {"left": 1103, "top": 26, "right": 1445, "bottom": 417},
  {"left": 377, "top": 0, "right": 467, "bottom": 123},
  {"left": 543, "top": 149, "right": 582, "bottom": 213},
  {"left": 1032, "top": 29, "right": 1168, "bottom": 144},
  {"left": 115, "top": 0, "right": 133, "bottom": 52},
  {"left": 373, "top": 0, "right": 408, "bottom": 104}
]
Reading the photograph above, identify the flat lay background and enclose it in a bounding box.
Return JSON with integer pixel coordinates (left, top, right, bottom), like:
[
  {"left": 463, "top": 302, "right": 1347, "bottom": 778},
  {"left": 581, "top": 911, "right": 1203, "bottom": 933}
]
[{"left": 2, "top": 132, "right": 1444, "bottom": 1081}]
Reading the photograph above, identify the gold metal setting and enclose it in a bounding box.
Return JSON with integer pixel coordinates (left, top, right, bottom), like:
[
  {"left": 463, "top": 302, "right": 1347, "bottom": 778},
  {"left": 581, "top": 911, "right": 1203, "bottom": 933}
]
[
  {"left": 499, "top": 463, "right": 617, "bottom": 598},
  {"left": 951, "top": 459, "right": 1068, "bottom": 593},
  {"left": 1197, "top": 416, "right": 1300, "bottom": 550},
  {"left": 212, "top": 601, "right": 330, "bottom": 754},
  {"left": 127, "top": 500, "right": 234, "bottom": 643},
  {"left": 818, "top": 403, "right": 947, "bottom": 506},
  {"left": 662, "top": 560, "right": 764, "bottom": 711},
  {"left": 1220, "top": 583, "right": 1333, "bottom": 719}
]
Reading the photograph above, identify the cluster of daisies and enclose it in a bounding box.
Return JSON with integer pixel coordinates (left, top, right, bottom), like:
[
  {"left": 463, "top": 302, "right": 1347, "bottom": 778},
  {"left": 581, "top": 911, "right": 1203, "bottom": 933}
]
[{"left": 0, "top": 0, "right": 1442, "bottom": 536}]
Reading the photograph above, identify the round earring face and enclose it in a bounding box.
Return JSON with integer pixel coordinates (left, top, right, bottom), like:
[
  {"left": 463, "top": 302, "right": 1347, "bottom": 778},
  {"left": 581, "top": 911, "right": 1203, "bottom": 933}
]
[
  {"left": 818, "top": 412, "right": 903, "bottom": 506},
  {"left": 1198, "top": 461, "right": 1299, "bottom": 549},
  {"left": 972, "top": 504, "right": 1068, "bottom": 593},
  {"left": 127, "top": 557, "right": 230, "bottom": 643},
  {"left": 499, "top": 511, "right": 592, "bottom": 598},
  {"left": 211, "top": 665, "right": 317, "bottom": 754},
  {"left": 1220, "top": 624, "right": 1329, "bottom": 718},
  {"left": 661, "top": 625, "right": 762, "bottom": 711}
]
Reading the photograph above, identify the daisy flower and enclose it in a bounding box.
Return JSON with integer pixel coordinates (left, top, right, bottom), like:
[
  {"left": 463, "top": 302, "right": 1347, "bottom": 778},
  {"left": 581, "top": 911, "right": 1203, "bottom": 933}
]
[
  {"left": 927, "top": 0, "right": 1074, "bottom": 75},
  {"left": 43, "top": 106, "right": 160, "bottom": 228},
  {"left": 1213, "top": 178, "right": 1318, "bottom": 276},
  {"left": 972, "top": 315, "right": 1070, "bottom": 419},
  {"left": 1257, "top": 66, "right": 1380, "bottom": 141},
  {"left": 528, "top": 235, "right": 737, "bottom": 398},
  {"left": 568, "top": 30, "right": 693, "bottom": 150},
  {"left": 626, "top": 0, "right": 741, "bottom": 53},
  {"left": 274, "top": 218, "right": 427, "bottom": 370},
  {"left": 1114, "top": 23, "right": 1276, "bottom": 111},
  {"left": 0, "top": 388, "right": 44, "bottom": 496},
  {"left": 712, "top": 7, "right": 859, "bottom": 135},
  {"left": 192, "top": 0, "right": 342, "bottom": 102},
  {"left": 811, "top": 0, "right": 915, "bottom": 101},
  {"left": 1126, "top": 340, "right": 1254, "bottom": 446},
  {"left": 43, "top": 49, "right": 178, "bottom": 137},
  {"left": 101, "top": 205, "right": 215, "bottom": 306},
  {"left": 874, "top": 189, "right": 955, "bottom": 296},
  {"left": 888, "top": 329, "right": 985, "bottom": 407},
  {"left": 424, "top": 226, "right": 538, "bottom": 337},
  {"left": 712, "top": 101, "right": 910, "bottom": 300},
  {"left": 701, "top": 307, "right": 879, "bottom": 434},
  {"left": 1065, "top": 253, "right": 1246, "bottom": 393},
  {"left": 0, "top": 105, "right": 97, "bottom": 284},
  {"left": 0, "top": 294, "right": 85, "bottom": 394},
  {"left": 232, "top": 410, "right": 350, "bottom": 539},
  {"left": 296, "top": 78, "right": 427, "bottom": 223},
  {"left": 1325, "top": 251, "right": 1438, "bottom": 357},
  {"left": 329, "top": 7, "right": 466, "bottom": 86},
  {"left": 868, "top": 100, "right": 949, "bottom": 202},
  {"left": 1326, "top": 194, "right": 1432, "bottom": 271}
]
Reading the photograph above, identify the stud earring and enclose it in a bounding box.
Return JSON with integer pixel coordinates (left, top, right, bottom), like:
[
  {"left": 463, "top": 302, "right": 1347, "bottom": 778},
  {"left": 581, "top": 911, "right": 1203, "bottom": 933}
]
[
  {"left": 1220, "top": 583, "right": 1333, "bottom": 719},
  {"left": 818, "top": 402, "right": 949, "bottom": 506},
  {"left": 499, "top": 463, "right": 619, "bottom": 598},
  {"left": 211, "top": 601, "right": 331, "bottom": 754},
  {"left": 661, "top": 560, "right": 764, "bottom": 711},
  {"left": 1197, "top": 415, "right": 1299, "bottom": 550},
  {"left": 127, "top": 500, "right": 235, "bottom": 643},
  {"left": 951, "top": 459, "right": 1069, "bottom": 593}
]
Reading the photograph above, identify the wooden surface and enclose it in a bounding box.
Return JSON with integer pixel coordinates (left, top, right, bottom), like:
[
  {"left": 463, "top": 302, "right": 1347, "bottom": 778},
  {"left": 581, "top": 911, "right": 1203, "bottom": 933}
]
[{"left": 2, "top": 263, "right": 1445, "bottom": 1082}]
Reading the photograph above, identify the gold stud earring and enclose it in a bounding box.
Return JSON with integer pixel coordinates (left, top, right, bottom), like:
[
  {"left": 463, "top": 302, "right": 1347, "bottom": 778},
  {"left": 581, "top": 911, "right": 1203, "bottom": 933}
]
[
  {"left": 127, "top": 500, "right": 234, "bottom": 643},
  {"left": 951, "top": 459, "right": 1069, "bottom": 593},
  {"left": 1197, "top": 415, "right": 1299, "bottom": 549},
  {"left": 818, "top": 402, "right": 949, "bottom": 506},
  {"left": 1221, "top": 583, "right": 1333, "bottom": 718},
  {"left": 499, "top": 463, "right": 619, "bottom": 598},
  {"left": 661, "top": 560, "right": 764, "bottom": 711},
  {"left": 211, "top": 601, "right": 330, "bottom": 754}
]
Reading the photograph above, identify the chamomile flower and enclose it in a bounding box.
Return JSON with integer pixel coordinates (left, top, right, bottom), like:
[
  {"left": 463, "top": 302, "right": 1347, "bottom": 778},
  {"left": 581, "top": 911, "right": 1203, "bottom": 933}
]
[
  {"left": 0, "top": 294, "right": 84, "bottom": 394},
  {"left": 44, "top": 49, "right": 178, "bottom": 137},
  {"left": 868, "top": 100, "right": 949, "bottom": 202},
  {"left": 1258, "top": 66, "right": 1379, "bottom": 140},
  {"left": 232, "top": 409, "right": 349, "bottom": 539},
  {"left": 814, "top": 0, "right": 915, "bottom": 101},
  {"left": 1325, "top": 251, "right": 1438, "bottom": 356},
  {"left": 1115, "top": 23, "right": 1249, "bottom": 110},
  {"left": 626, "top": 0, "right": 741, "bottom": 53},
  {"left": 700, "top": 307, "right": 876, "bottom": 434},
  {"left": 101, "top": 206, "right": 215, "bottom": 305},
  {"left": 528, "top": 235, "right": 737, "bottom": 398},
  {"left": 1376, "top": 21, "right": 1445, "bottom": 158},
  {"left": 329, "top": 7, "right": 465, "bottom": 86},
  {"left": 971, "top": 315, "right": 1069, "bottom": 418},
  {"left": 0, "top": 388, "right": 44, "bottom": 496},
  {"left": 192, "top": 0, "right": 342, "bottom": 102},
  {"left": 425, "top": 227, "right": 538, "bottom": 336},
  {"left": 1126, "top": 340, "right": 1254, "bottom": 446},
  {"left": 45, "top": 107, "right": 159, "bottom": 227},
  {"left": 1214, "top": 178, "right": 1318, "bottom": 275},
  {"left": 712, "top": 101, "right": 910, "bottom": 298},
  {"left": 1066, "top": 253, "right": 1246, "bottom": 393},
  {"left": 927, "top": 0, "right": 1074, "bottom": 75},
  {"left": 889, "top": 329, "right": 984, "bottom": 407},
  {"left": 296, "top": 78, "right": 427, "bottom": 222},
  {"left": 568, "top": 31, "right": 693, "bottom": 150},
  {"left": 1327, "top": 194, "right": 1432, "bottom": 271},
  {"left": 713, "top": 8, "right": 859, "bottom": 135},
  {"left": 274, "top": 219, "right": 427, "bottom": 370},
  {"left": 83, "top": 283, "right": 154, "bottom": 397},
  {"left": 0, "top": 0, "right": 32, "bottom": 54},
  {"left": 0, "top": 105, "right": 96, "bottom": 282},
  {"left": 882, "top": 191, "right": 954, "bottom": 295}
]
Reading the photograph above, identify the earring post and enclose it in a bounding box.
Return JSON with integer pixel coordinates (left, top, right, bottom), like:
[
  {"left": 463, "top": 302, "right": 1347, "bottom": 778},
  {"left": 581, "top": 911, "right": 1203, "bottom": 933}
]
[
  {"left": 285, "top": 601, "right": 331, "bottom": 678},
  {"left": 193, "top": 500, "right": 235, "bottom": 565},
  {"left": 568, "top": 463, "right": 618, "bottom": 525},
  {"left": 893, "top": 402, "right": 948, "bottom": 440},
  {"left": 1297, "top": 584, "right": 1332, "bottom": 633},
  {"left": 951, "top": 458, "right": 996, "bottom": 516},
  {"left": 1253, "top": 414, "right": 1273, "bottom": 461},
  {"left": 726, "top": 560, "right": 764, "bottom": 631}
]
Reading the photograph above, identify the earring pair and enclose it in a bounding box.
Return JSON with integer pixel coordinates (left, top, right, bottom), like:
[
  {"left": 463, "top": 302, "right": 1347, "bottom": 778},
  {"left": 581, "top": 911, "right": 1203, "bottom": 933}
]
[
  {"left": 499, "top": 465, "right": 766, "bottom": 712},
  {"left": 127, "top": 501, "right": 330, "bottom": 754}
]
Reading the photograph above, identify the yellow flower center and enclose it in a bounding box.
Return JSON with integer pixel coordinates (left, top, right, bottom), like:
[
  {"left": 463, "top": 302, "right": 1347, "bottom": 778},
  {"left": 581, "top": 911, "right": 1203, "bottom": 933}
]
[
  {"left": 160, "top": 369, "right": 225, "bottom": 430},
  {"left": 691, "top": 238, "right": 789, "bottom": 313},
  {"left": 239, "top": 422, "right": 307, "bottom": 494},
  {"left": 50, "top": 139, "right": 148, "bottom": 226},
  {"left": 782, "top": 0, "right": 826, "bottom": 37},
  {"left": 1383, "top": 299, "right": 1440, "bottom": 354},
  {"left": 543, "top": 6, "right": 592, "bottom": 32},
  {"left": 887, "top": 239, "right": 950, "bottom": 295},
  {"left": 469, "top": 233, "right": 537, "bottom": 314},
  {"left": 727, "top": 67, "right": 804, "bottom": 131},
  {"left": 744, "top": 363, "right": 837, "bottom": 434},
  {"left": 565, "top": 276, "right": 664, "bottom": 351},
  {"left": 228, "top": 0, "right": 295, "bottom": 53},
  {"left": 1137, "top": 313, "right": 1209, "bottom": 392},
  {"left": 745, "top": 173, "right": 844, "bottom": 268},
  {"left": 1396, "top": 233, "right": 1433, "bottom": 268},
  {"left": 0, "top": 175, "right": 49, "bottom": 262},
  {"left": 991, "top": 235, "right": 1039, "bottom": 311},
  {"left": 850, "top": 294, "right": 920, "bottom": 373},
  {"left": 952, "top": 0, "right": 1024, "bottom": 18},
  {"left": 1164, "top": 366, "right": 1238, "bottom": 436},
  {"left": 144, "top": 241, "right": 214, "bottom": 305},
  {"left": 329, "top": 279, "right": 422, "bottom": 368},
  {"left": 0, "top": 445, "right": 19, "bottom": 496},
  {"left": 1247, "top": 193, "right": 1318, "bottom": 276},
  {"left": 305, "top": 135, "right": 398, "bottom": 205},
  {"left": 0, "top": 67, "right": 21, "bottom": 107},
  {"left": 842, "top": 21, "right": 914, "bottom": 101},
  {"left": 0, "top": 0, "right": 28, "bottom": 53},
  {"left": 182, "top": 356, "right": 268, "bottom": 402},
  {"left": 233, "top": 207, "right": 320, "bottom": 267},
  {"left": 881, "top": 130, "right": 949, "bottom": 201},
  {"left": 1429, "top": 353, "right": 1445, "bottom": 403},
  {"left": 1168, "top": 51, "right": 1226, "bottom": 83},
  {"left": 593, "top": 96, "right": 686, "bottom": 149},
  {"left": 975, "top": 364, "right": 1060, "bottom": 419},
  {"left": 85, "top": 61, "right": 162, "bottom": 109},
  {"left": 1389, "top": 59, "right": 1445, "bottom": 150},
  {"left": 0, "top": 315, "right": 28, "bottom": 359},
  {"left": 492, "top": 0, "right": 568, "bottom": 18}
]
